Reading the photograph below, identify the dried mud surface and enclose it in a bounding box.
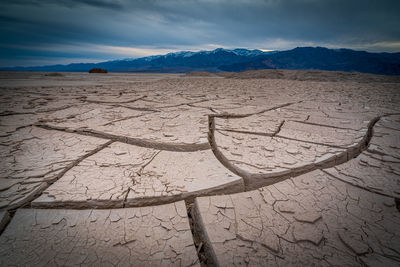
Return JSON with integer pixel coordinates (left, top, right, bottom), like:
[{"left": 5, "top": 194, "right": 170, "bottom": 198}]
[{"left": 0, "top": 71, "right": 399, "bottom": 266}]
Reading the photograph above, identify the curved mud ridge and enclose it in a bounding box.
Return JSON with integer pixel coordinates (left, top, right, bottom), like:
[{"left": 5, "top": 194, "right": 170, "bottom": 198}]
[
  {"left": 208, "top": 113, "right": 388, "bottom": 191},
  {"left": 32, "top": 176, "right": 245, "bottom": 209},
  {"left": 36, "top": 123, "right": 210, "bottom": 152},
  {"left": 209, "top": 101, "right": 299, "bottom": 119}
]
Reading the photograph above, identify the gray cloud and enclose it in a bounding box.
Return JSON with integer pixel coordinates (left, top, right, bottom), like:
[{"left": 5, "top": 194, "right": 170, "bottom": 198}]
[
  {"left": 1, "top": 0, "right": 400, "bottom": 67},
  {"left": 1, "top": 0, "right": 125, "bottom": 10}
]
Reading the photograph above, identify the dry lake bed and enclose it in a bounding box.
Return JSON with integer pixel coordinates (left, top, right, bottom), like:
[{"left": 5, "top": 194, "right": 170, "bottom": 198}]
[{"left": 0, "top": 70, "right": 399, "bottom": 266}]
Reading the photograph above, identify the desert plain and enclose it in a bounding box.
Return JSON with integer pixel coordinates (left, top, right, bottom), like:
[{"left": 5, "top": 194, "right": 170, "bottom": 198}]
[{"left": 0, "top": 70, "right": 399, "bottom": 266}]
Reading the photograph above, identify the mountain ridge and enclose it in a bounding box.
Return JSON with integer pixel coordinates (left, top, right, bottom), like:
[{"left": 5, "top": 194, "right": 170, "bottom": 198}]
[{"left": 2, "top": 47, "right": 400, "bottom": 75}]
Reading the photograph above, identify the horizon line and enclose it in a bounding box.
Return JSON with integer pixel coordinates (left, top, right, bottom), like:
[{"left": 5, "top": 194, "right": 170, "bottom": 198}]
[{"left": 2, "top": 45, "right": 399, "bottom": 69}]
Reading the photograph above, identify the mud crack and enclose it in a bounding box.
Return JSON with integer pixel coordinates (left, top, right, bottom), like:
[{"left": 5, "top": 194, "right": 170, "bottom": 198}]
[
  {"left": 207, "top": 112, "right": 389, "bottom": 191},
  {"left": 7, "top": 140, "right": 114, "bottom": 211},
  {"left": 36, "top": 124, "right": 210, "bottom": 152}
]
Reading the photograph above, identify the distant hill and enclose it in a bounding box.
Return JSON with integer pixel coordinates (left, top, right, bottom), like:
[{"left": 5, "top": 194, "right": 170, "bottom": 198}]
[
  {"left": 3, "top": 47, "right": 400, "bottom": 75},
  {"left": 220, "top": 47, "right": 400, "bottom": 75}
]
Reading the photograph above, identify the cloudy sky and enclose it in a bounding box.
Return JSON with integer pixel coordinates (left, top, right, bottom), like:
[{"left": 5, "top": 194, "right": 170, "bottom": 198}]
[{"left": 1, "top": 0, "right": 399, "bottom": 67}]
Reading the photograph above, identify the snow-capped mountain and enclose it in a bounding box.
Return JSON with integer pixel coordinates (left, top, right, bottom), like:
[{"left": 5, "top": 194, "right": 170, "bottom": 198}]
[
  {"left": 3, "top": 47, "right": 400, "bottom": 75},
  {"left": 5, "top": 48, "right": 269, "bottom": 73}
]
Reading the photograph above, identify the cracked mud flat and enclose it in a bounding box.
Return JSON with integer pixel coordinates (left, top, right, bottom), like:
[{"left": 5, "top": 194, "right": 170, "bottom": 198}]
[
  {"left": 0, "top": 202, "right": 199, "bottom": 266},
  {"left": 33, "top": 142, "right": 243, "bottom": 208},
  {"left": 194, "top": 170, "right": 400, "bottom": 266},
  {"left": 0, "top": 71, "right": 399, "bottom": 266}
]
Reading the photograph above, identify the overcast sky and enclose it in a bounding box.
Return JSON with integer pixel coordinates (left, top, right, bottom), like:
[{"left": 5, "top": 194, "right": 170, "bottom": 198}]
[{"left": 1, "top": 0, "right": 399, "bottom": 67}]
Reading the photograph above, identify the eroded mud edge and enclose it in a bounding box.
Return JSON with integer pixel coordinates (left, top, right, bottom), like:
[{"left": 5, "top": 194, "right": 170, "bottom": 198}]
[
  {"left": 32, "top": 178, "right": 245, "bottom": 209},
  {"left": 36, "top": 124, "right": 210, "bottom": 152},
  {"left": 207, "top": 113, "right": 391, "bottom": 190}
]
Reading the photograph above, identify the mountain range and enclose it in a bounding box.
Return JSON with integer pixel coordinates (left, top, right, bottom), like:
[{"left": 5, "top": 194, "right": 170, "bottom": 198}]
[{"left": 3, "top": 47, "right": 400, "bottom": 75}]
